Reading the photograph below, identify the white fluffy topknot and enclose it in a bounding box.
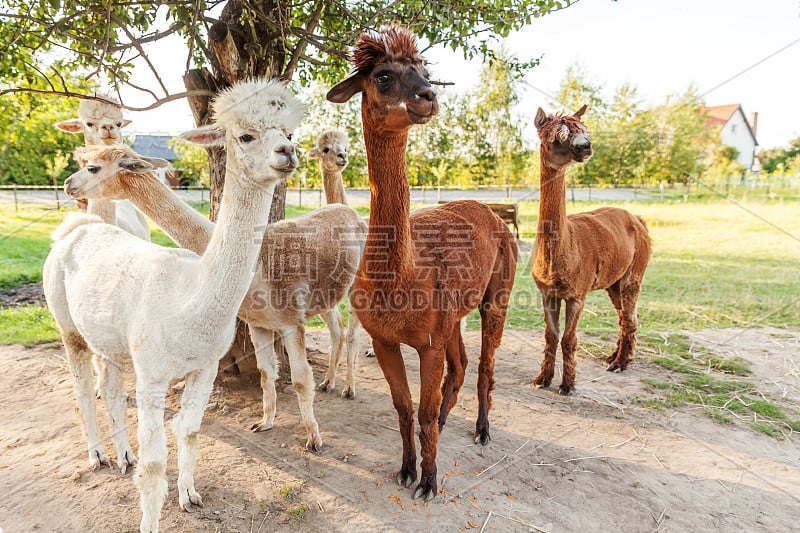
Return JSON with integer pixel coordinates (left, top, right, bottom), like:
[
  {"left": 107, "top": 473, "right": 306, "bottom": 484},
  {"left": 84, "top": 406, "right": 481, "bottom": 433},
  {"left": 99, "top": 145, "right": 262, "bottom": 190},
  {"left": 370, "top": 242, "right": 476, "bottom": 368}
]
[{"left": 212, "top": 79, "right": 305, "bottom": 134}]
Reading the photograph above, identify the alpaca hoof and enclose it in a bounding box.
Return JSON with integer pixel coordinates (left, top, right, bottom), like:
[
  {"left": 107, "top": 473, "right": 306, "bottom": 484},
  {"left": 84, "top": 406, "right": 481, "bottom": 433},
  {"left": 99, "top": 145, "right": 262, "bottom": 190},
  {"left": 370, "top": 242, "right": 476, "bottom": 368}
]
[
  {"left": 89, "top": 448, "right": 111, "bottom": 471},
  {"left": 365, "top": 348, "right": 376, "bottom": 357},
  {"left": 474, "top": 429, "right": 492, "bottom": 446},
  {"left": 117, "top": 450, "right": 138, "bottom": 475},
  {"left": 125, "top": 394, "right": 137, "bottom": 408},
  {"left": 533, "top": 375, "right": 552, "bottom": 389},
  {"left": 413, "top": 477, "right": 437, "bottom": 502},
  {"left": 396, "top": 466, "right": 417, "bottom": 488},
  {"left": 340, "top": 387, "right": 355, "bottom": 400},
  {"left": 179, "top": 489, "right": 204, "bottom": 512},
  {"left": 250, "top": 420, "right": 274, "bottom": 432},
  {"left": 558, "top": 384, "right": 574, "bottom": 395},
  {"left": 318, "top": 380, "right": 334, "bottom": 393},
  {"left": 306, "top": 440, "right": 323, "bottom": 454}
]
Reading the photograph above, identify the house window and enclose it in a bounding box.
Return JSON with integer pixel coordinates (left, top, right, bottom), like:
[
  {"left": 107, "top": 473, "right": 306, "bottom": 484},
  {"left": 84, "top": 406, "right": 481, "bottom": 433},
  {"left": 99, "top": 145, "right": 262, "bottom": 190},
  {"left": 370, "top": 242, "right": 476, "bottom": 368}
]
[{"left": 730, "top": 124, "right": 737, "bottom": 134}]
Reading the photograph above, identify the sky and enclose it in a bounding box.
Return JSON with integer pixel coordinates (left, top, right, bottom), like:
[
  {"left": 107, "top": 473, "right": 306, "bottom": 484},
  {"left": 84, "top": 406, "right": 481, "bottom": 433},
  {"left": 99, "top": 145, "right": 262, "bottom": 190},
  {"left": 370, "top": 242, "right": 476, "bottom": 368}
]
[{"left": 126, "top": 0, "right": 800, "bottom": 150}]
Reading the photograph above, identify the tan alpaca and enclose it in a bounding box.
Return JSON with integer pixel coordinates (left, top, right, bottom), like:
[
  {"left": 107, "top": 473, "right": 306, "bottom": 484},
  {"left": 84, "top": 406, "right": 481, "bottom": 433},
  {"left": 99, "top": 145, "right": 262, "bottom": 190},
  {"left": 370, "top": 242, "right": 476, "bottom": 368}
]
[
  {"left": 532, "top": 105, "right": 652, "bottom": 394},
  {"left": 328, "top": 26, "right": 518, "bottom": 502},
  {"left": 68, "top": 144, "right": 367, "bottom": 451},
  {"left": 45, "top": 79, "right": 303, "bottom": 533},
  {"left": 307, "top": 129, "right": 349, "bottom": 205}
]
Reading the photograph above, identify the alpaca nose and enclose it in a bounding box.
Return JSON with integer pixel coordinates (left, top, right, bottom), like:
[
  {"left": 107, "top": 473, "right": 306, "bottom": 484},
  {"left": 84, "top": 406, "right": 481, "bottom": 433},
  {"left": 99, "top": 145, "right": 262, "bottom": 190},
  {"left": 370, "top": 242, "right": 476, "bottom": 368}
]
[
  {"left": 415, "top": 86, "right": 436, "bottom": 103},
  {"left": 275, "top": 142, "right": 295, "bottom": 156},
  {"left": 572, "top": 137, "right": 591, "bottom": 150},
  {"left": 64, "top": 176, "right": 76, "bottom": 195}
]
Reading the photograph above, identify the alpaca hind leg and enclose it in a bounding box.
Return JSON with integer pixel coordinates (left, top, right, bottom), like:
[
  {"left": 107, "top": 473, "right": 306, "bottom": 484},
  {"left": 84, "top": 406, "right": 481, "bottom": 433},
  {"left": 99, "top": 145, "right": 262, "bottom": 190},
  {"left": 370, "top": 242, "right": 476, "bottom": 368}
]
[
  {"left": 134, "top": 383, "right": 168, "bottom": 533},
  {"left": 318, "top": 308, "right": 345, "bottom": 394},
  {"left": 608, "top": 279, "right": 642, "bottom": 372},
  {"left": 92, "top": 352, "right": 106, "bottom": 399},
  {"left": 64, "top": 332, "right": 110, "bottom": 470},
  {"left": 606, "top": 282, "right": 624, "bottom": 364},
  {"left": 534, "top": 294, "right": 561, "bottom": 389},
  {"left": 438, "top": 324, "right": 467, "bottom": 431},
  {"left": 372, "top": 339, "right": 416, "bottom": 488},
  {"left": 102, "top": 357, "right": 136, "bottom": 473},
  {"left": 476, "top": 289, "right": 511, "bottom": 444},
  {"left": 559, "top": 299, "right": 585, "bottom": 394},
  {"left": 341, "top": 302, "right": 362, "bottom": 399},
  {"left": 414, "top": 345, "right": 445, "bottom": 502},
  {"left": 171, "top": 366, "right": 216, "bottom": 512},
  {"left": 249, "top": 326, "right": 278, "bottom": 432},
  {"left": 283, "top": 326, "right": 323, "bottom": 452}
]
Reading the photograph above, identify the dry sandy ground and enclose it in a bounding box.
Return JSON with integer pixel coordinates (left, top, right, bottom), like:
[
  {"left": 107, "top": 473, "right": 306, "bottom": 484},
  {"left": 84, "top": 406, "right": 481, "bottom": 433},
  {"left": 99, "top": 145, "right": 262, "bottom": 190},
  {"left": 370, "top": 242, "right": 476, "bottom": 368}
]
[{"left": 1, "top": 327, "right": 798, "bottom": 532}]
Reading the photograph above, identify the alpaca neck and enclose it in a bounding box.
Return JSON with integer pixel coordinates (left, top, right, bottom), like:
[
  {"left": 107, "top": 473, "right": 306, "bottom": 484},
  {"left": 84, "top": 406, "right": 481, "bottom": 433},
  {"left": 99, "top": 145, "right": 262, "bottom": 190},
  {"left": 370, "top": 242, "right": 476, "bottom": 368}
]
[
  {"left": 195, "top": 166, "right": 276, "bottom": 317},
  {"left": 322, "top": 167, "right": 347, "bottom": 205},
  {"left": 363, "top": 126, "right": 413, "bottom": 283},
  {"left": 86, "top": 199, "right": 116, "bottom": 224},
  {"left": 536, "top": 159, "right": 570, "bottom": 258},
  {"left": 120, "top": 172, "right": 214, "bottom": 255}
]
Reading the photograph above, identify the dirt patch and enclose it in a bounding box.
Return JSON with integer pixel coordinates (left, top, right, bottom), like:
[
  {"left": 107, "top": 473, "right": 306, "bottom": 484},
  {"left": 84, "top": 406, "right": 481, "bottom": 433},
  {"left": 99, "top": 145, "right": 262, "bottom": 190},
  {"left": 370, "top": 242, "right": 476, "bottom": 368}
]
[
  {"left": 1, "top": 327, "right": 798, "bottom": 532},
  {"left": 0, "top": 283, "right": 46, "bottom": 308}
]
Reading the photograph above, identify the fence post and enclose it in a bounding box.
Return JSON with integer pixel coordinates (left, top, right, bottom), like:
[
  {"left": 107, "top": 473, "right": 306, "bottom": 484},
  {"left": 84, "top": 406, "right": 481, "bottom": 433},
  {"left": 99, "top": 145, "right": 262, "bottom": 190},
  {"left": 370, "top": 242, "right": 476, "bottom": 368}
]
[
  {"left": 53, "top": 181, "right": 61, "bottom": 210},
  {"left": 318, "top": 188, "right": 322, "bottom": 207},
  {"left": 298, "top": 185, "right": 302, "bottom": 207},
  {"left": 13, "top": 184, "right": 18, "bottom": 213}
]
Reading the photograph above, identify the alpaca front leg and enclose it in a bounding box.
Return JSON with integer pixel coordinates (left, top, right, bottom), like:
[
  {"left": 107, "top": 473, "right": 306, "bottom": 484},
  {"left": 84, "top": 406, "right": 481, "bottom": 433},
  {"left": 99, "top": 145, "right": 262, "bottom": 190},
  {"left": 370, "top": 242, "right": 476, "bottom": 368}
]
[
  {"left": 439, "top": 325, "right": 467, "bottom": 431},
  {"left": 249, "top": 326, "right": 278, "bottom": 432},
  {"left": 415, "top": 345, "right": 445, "bottom": 502},
  {"left": 102, "top": 357, "right": 136, "bottom": 474},
  {"left": 171, "top": 366, "right": 216, "bottom": 512},
  {"left": 341, "top": 303, "right": 362, "bottom": 399},
  {"left": 283, "top": 327, "right": 323, "bottom": 452},
  {"left": 559, "top": 299, "right": 585, "bottom": 394},
  {"left": 64, "top": 335, "right": 110, "bottom": 470},
  {"left": 373, "top": 340, "right": 417, "bottom": 488},
  {"left": 317, "top": 308, "right": 346, "bottom": 394},
  {"left": 134, "top": 384, "right": 168, "bottom": 533},
  {"left": 534, "top": 294, "right": 561, "bottom": 389}
]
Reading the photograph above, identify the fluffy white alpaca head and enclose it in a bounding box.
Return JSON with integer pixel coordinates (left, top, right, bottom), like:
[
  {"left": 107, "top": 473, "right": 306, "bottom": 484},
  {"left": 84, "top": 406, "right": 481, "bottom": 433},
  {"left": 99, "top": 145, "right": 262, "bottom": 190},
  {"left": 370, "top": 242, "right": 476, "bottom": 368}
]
[
  {"left": 54, "top": 92, "right": 132, "bottom": 145},
  {"left": 307, "top": 129, "right": 349, "bottom": 172},
  {"left": 180, "top": 78, "right": 304, "bottom": 186}
]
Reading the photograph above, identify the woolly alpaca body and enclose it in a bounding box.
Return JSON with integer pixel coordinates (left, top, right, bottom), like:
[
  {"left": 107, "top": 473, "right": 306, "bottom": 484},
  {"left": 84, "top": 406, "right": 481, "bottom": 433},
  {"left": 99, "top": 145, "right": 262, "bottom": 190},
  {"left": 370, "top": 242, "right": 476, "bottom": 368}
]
[
  {"left": 68, "top": 143, "right": 365, "bottom": 452},
  {"left": 45, "top": 79, "right": 303, "bottom": 533},
  {"left": 328, "top": 27, "right": 518, "bottom": 502},
  {"left": 532, "top": 106, "right": 651, "bottom": 394}
]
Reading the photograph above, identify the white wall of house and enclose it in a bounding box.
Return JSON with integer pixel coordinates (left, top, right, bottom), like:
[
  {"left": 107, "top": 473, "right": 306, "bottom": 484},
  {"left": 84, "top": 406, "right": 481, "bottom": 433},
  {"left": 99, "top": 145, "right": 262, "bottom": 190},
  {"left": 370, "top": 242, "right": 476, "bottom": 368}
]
[{"left": 719, "top": 108, "right": 756, "bottom": 170}]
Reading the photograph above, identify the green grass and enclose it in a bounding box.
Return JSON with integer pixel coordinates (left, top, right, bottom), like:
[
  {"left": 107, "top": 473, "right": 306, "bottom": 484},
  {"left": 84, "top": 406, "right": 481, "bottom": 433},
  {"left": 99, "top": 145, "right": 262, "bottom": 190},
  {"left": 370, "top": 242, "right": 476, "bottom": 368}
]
[{"left": 0, "top": 304, "right": 59, "bottom": 346}]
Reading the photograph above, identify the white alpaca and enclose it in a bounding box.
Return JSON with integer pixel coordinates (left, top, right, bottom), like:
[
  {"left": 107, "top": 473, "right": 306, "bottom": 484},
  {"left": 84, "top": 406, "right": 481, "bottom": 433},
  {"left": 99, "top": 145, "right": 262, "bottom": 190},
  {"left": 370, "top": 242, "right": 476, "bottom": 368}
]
[
  {"left": 55, "top": 93, "right": 151, "bottom": 241},
  {"left": 307, "top": 129, "right": 350, "bottom": 205},
  {"left": 44, "top": 79, "right": 303, "bottom": 533},
  {"left": 66, "top": 143, "right": 368, "bottom": 452}
]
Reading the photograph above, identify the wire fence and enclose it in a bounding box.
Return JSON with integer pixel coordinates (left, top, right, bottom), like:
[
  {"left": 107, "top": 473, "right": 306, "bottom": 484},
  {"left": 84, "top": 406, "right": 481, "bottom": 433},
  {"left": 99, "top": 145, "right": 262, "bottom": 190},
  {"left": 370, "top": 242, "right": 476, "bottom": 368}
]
[{"left": 2, "top": 174, "right": 799, "bottom": 212}]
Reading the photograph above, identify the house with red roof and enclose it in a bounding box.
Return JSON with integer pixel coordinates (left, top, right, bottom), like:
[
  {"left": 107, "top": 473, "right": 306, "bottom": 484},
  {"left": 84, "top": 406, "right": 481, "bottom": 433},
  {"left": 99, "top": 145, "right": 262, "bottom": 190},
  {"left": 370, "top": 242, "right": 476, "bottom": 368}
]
[{"left": 702, "top": 104, "right": 759, "bottom": 171}]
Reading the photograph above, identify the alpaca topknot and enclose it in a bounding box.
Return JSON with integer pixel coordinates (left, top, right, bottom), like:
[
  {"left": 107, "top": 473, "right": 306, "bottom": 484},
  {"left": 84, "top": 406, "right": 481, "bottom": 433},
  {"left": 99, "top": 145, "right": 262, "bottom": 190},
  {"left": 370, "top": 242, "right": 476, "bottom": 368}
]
[
  {"left": 353, "top": 25, "right": 422, "bottom": 74},
  {"left": 211, "top": 78, "right": 305, "bottom": 134},
  {"left": 78, "top": 92, "right": 124, "bottom": 121}
]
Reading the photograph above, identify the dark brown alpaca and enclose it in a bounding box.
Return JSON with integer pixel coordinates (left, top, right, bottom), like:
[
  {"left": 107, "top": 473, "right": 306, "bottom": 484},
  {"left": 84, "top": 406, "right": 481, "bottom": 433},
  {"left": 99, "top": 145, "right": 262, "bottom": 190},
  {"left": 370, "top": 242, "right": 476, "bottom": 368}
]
[
  {"left": 327, "top": 27, "right": 518, "bottom": 501},
  {"left": 532, "top": 105, "right": 652, "bottom": 394}
]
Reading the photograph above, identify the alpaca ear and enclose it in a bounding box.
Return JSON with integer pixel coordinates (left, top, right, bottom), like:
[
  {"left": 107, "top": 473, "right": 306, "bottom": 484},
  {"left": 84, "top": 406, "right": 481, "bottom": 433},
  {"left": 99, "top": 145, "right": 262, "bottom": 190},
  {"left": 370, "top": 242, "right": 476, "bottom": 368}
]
[
  {"left": 307, "top": 147, "right": 320, "bottom": 160},
  {"left": 535, "top": 108, "right": 549, "bottom": 129},
  {"left": 574, "top": 104, "right": 588, "bottom": 118},
  {"left": 73, "top": 146, "right": 90, "bottom": 166},
  {"left": 327, "top": 75, "right": 363, "bottom": 103},
  {"left": 55, "top": 119, "right": 84, "bottom": 133},
  {"left": 179, "top": 125, "right": 225, "bottom": 147},
  {"left": 143, "top": 157, "right": 170, "bottom": 169},
  {"left": 120, "top": 119, "right": 132, "bottom": 129},
  {"left": 119, "top": 157, "right": 154, "bottom": 173}
]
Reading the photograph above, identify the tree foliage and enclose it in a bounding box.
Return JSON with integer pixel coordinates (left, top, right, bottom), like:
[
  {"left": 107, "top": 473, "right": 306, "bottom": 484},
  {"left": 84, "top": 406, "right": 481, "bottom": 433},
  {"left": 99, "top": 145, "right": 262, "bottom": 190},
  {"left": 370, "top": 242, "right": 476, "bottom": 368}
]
[{"left": 759, "top": 137, "right": 800, "bottom": 174}]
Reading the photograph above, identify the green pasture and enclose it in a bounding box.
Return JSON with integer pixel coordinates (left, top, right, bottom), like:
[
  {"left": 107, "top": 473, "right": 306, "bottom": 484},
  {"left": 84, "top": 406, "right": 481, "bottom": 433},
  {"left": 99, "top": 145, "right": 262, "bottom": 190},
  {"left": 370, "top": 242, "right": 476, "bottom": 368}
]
[{"left": 1, "top": 197, "right": 798, "bottom": 434}]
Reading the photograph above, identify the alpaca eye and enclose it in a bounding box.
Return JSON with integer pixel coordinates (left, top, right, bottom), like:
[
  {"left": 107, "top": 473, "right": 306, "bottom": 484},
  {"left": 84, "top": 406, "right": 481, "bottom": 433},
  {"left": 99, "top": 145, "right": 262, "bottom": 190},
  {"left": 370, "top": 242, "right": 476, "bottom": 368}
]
[
  {"left": 323, "top": 147, "right": 330, "bottom": 154},
  {"left": 87, "top": 166, "right": 100, "bottom": 174},
  {"left": 86, "top": 122, "right": 94, "bottom": 128},
  {"left": 116, "top": 122, "right": 122, "bottom": 127},
  {"left": 239, "top": 134, "right": 254, "bottom": 143},
  {"left": 287, "top": 133, "right": 293, "bottom": 141},
  {"left": 376, "top": 73, "right": 390, "bottom": 84}
]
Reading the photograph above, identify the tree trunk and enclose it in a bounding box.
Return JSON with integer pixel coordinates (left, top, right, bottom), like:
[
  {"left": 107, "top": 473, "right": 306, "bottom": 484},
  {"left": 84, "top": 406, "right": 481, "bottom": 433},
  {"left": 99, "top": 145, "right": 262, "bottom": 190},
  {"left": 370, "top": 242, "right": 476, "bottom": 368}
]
[{"left": 182, "top": 0, "right": 290, "bottom": 381}]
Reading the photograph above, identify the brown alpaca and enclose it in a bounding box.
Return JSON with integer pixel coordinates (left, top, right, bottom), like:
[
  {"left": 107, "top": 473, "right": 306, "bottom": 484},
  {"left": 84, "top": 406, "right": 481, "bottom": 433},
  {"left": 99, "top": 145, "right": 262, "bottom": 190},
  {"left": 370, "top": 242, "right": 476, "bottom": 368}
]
[
  {"left": 532, "top": 105, "right": 652, "bottom": 395},
  {"left": 328, "top": 26, "right": 518, "bottom": 501}
]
